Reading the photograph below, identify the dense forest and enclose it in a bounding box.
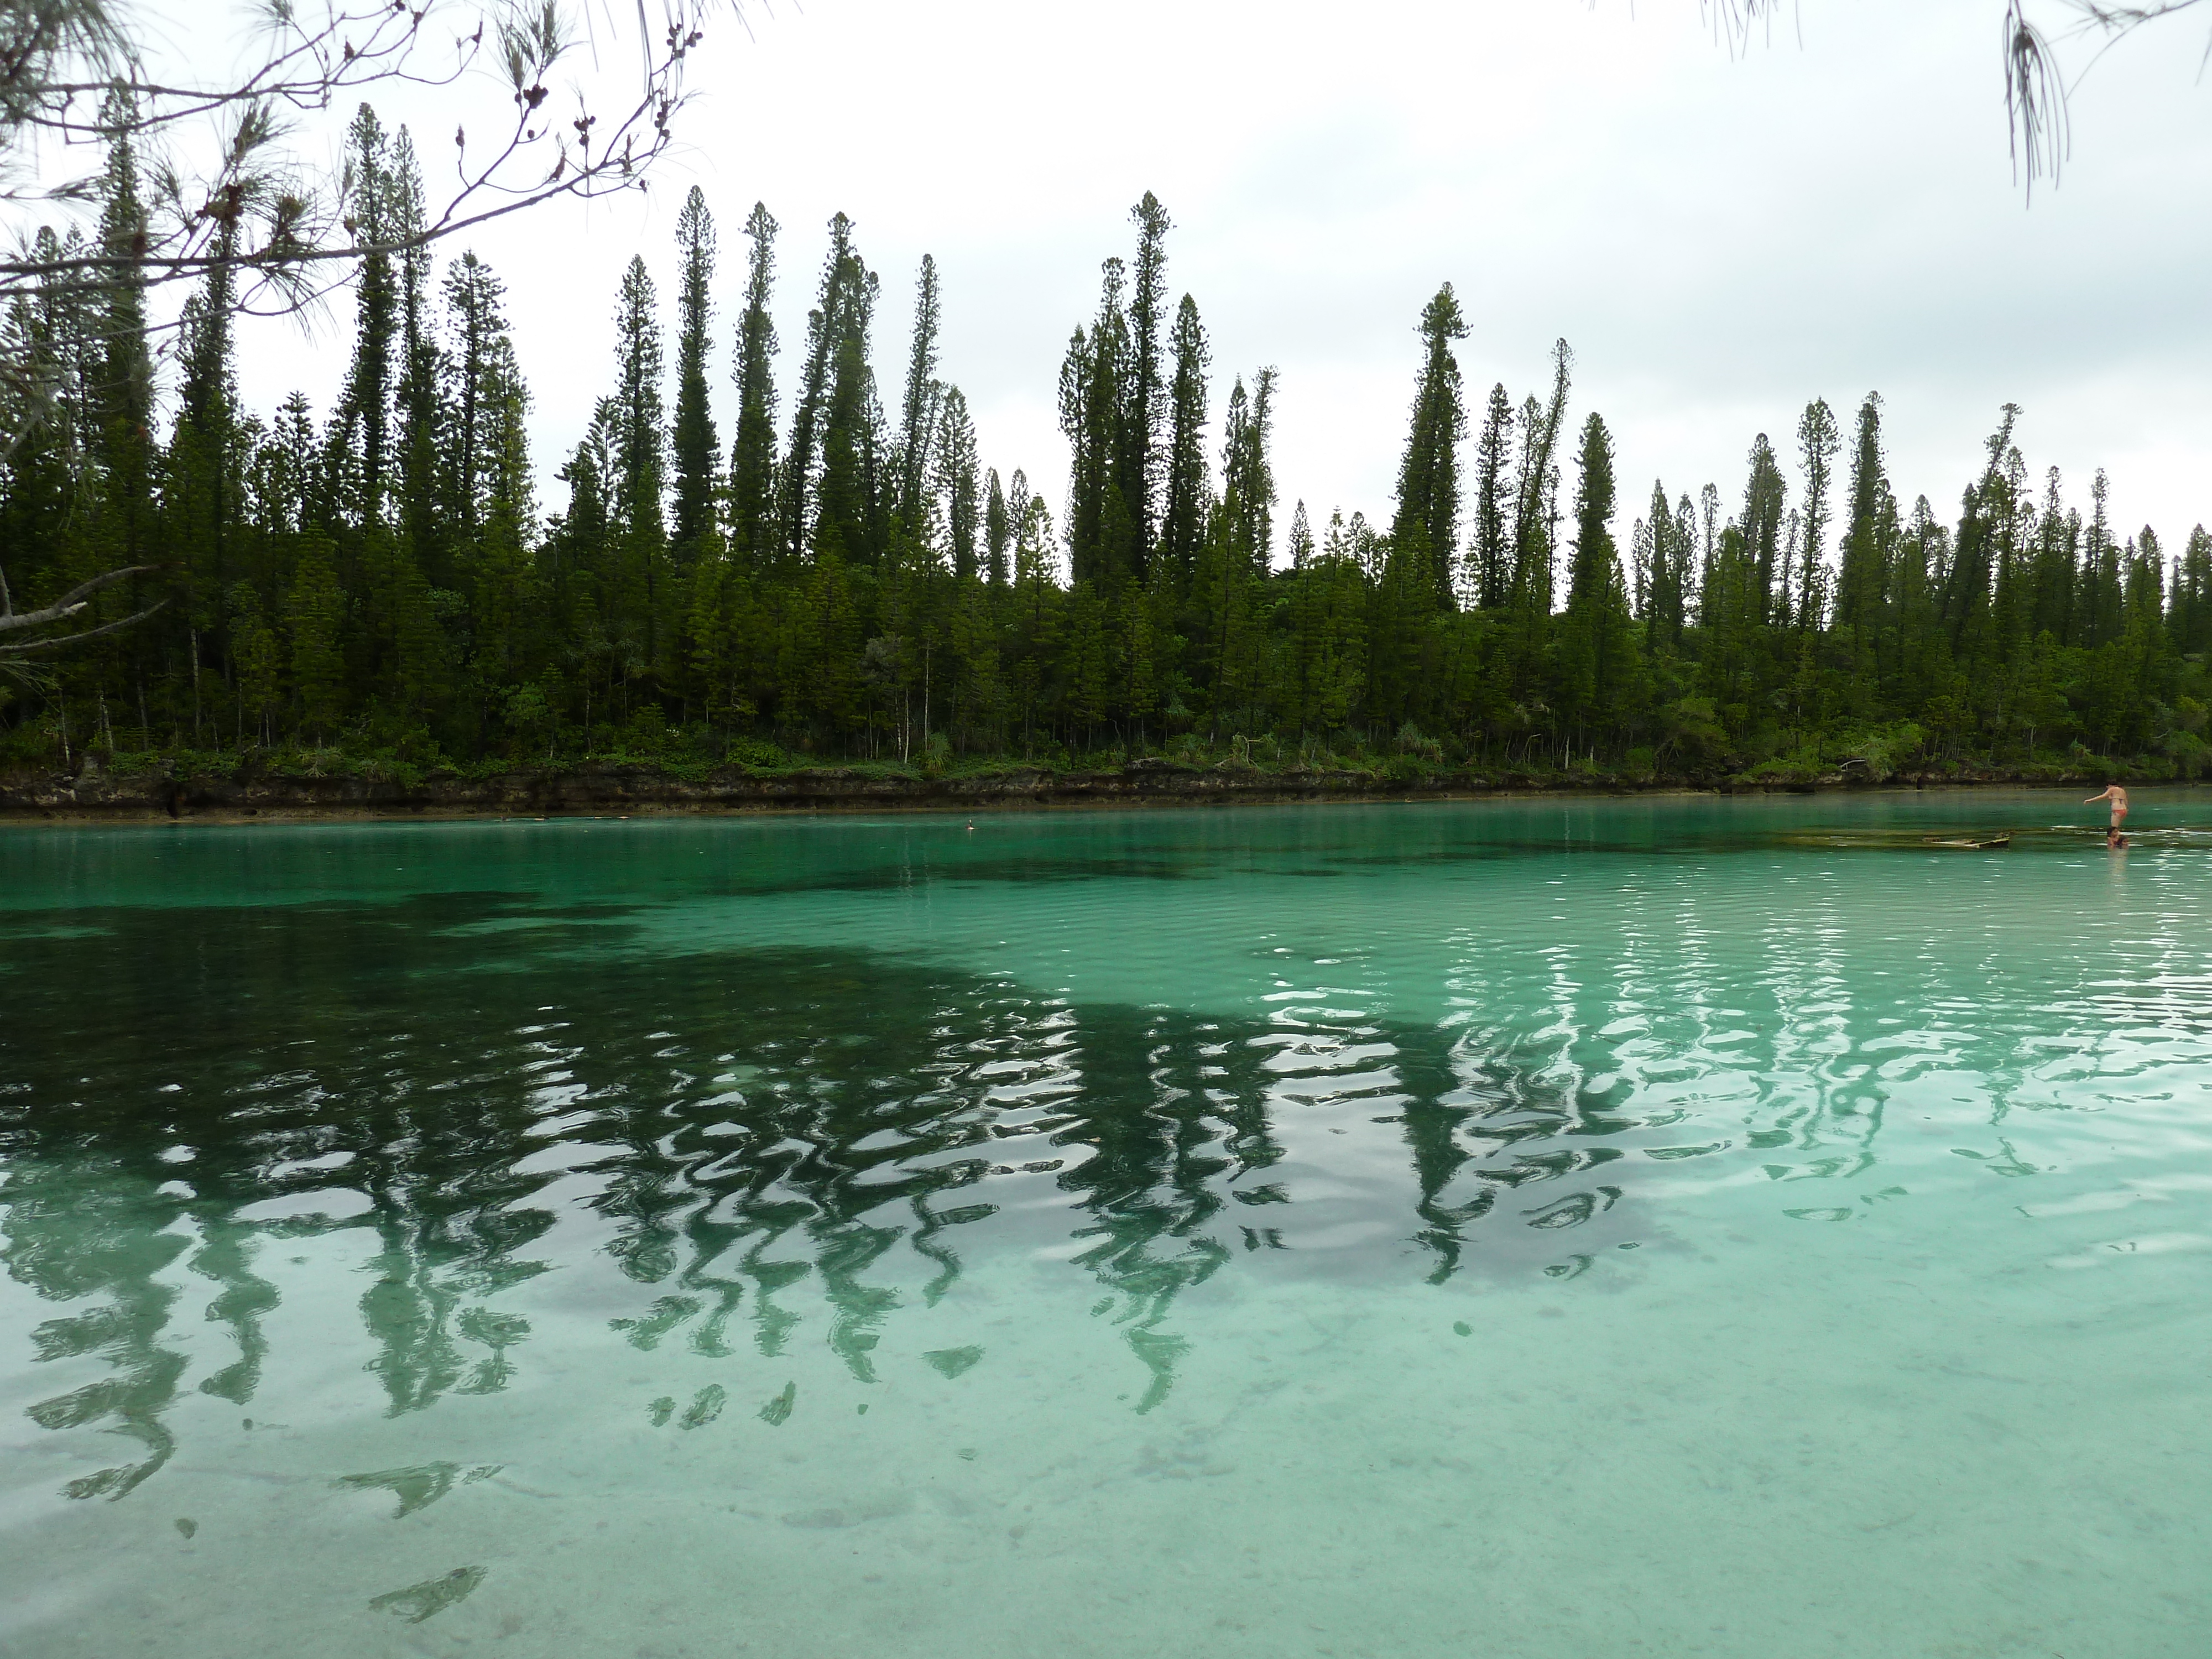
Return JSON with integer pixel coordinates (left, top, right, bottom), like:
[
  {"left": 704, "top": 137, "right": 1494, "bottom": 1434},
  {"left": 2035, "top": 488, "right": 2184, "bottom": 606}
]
[{"left": 5, "top": 107, "right": 2210, "bottom": 785}]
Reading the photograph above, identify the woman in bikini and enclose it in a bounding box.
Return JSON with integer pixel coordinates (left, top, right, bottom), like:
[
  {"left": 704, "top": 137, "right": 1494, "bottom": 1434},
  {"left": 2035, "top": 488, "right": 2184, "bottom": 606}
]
[{"left": 2086, "top": 784, "right": 2128, "bottom": 841}]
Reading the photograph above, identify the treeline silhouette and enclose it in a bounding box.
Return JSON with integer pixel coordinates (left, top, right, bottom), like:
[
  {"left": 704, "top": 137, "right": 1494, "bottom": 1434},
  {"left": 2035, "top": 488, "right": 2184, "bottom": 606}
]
[{"left": 5, "top": 107, "right": 2210, "bottom": 778}]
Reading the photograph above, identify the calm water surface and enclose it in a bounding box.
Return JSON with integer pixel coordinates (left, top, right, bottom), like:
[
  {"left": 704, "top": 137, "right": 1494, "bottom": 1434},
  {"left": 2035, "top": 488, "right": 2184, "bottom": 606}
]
[{"left": 3, "top": 792, "right": 2210, "bottom": 1658}]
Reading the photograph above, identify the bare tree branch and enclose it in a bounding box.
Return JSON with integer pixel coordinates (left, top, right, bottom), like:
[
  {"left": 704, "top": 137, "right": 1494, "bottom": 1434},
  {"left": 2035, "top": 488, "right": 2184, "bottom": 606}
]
[
  {"left": 1699, "top": 0, "right": 2209, "bottom": 196},
  {"left": 0, "top": 597, "right": 165, "bottom": 654},
  {"left": 3, "top": 2, "right": 734, "bottom": 317},
  {"left": 2005, "top": 1, "right": 2072, "bottom": 197},
  {"left": 0, "top": 562, "right": 158, "bottom": 634}
]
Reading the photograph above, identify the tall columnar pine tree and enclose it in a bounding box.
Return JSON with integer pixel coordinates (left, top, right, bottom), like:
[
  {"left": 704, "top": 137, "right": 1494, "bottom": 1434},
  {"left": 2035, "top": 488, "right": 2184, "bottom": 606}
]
[
  {"left": 1834, "top": 393, "right": 1890, "bottom": 641},
  {"left": 1119, "top": 192, "right": 1171, "bottom": 580},
  {"left": 611, "top": 254, "right": 669, "bottom": 673},
  {"left": 1218, "top": 368, "right": 1277, "bottom": 573},
  {"left": 1559, "top": 411, "right": 1636, "bottom": 735},
  {"left": 670, "top": 187, "right": 720, "bottom": 564},
  {"left": 2172, "top": 524, "right": 2212, "bottom": 658},
  {"left": 2084, "top": 467, "right": 2120, "bottom": 648},
  {"left": 1943, "top": 404, "right": 2021, "bottom": 654},
  {"left": 440, "top": 252, "right": 508, "bottom": 550},
  {"left": 1637, "top": 478, "right": 1689, "bottom": 652},
  {"left": 1794, "top": 398, "right": 1840, "bottom": 633},
  {"left": 983, "top": 468, "right": 1010, "bottom": 586},
  {"left": 1507, "top": 341, "right": 1573, "bottom": 697},
  {"left": 1740, "top": 434, "right": 1788, "bottom": 625},
  {"left": 895, "top": 253, "right": 942, "bottom": 534},
  {"left": 1060, "top": 198, "right": 1176, "bottom": 591},
  {"left": 728, "top": 203, "right": 780, "bottom": 572},
  {"left": 1287, "top": 500, "right": 1314, "bottom": 570},
  {"left": 1672, "top": 493, "right": 1701, "bottom": 639},
  {"left": 1391, "top": 283, "right": 1470, "bottom": 612},
  {"left": 1062, "top": 258, "right": 1132, "bottom": 586},
  {"left": 167, "top": 213, "right": 242, "bottom": 721},
  {"left": 94, "top": 89, "right": 154, "bottom": 585},
  {"left": 813, "top": 247, "right": 884, "bottom": 565},
  {"left": 2027, "top": 467, "right": 2077, "bottom": 645},
  {"left": 389, "top": 128, "right": 442, "bottom": 587},
  {"left": 782, "top": 214, "right": 855, "bottom": 561},
  {"left": 332, "top": 105, "right": 395, "bottom": 526},
  {"left": 1470, "top": 382, "right": 1513, "bottom": 610},
  {"left": 1160, "top": 294, "right": 1211, "bottom": 581},
  {"left": 933, "top": 387, "right": 980, "bottom": 578}
]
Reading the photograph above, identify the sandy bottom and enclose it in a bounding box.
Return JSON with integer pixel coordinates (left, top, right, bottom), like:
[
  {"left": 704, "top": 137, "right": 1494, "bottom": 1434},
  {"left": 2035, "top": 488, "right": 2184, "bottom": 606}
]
[{"left": 6, "top": 1164, "right": 2205, "bottom": 1659}]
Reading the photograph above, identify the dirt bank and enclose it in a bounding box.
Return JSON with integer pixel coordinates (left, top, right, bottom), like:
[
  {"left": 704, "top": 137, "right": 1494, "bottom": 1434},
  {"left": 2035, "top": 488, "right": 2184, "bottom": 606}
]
[{"left": 0, "top": 755, "right": 2133, "bottom": 823}]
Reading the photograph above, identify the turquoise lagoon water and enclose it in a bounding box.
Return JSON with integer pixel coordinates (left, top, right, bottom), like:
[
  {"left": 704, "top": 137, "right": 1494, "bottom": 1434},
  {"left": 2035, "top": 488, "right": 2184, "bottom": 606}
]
[{"left": 2, "top": 791, "right": 2209, "bottom": 1658}]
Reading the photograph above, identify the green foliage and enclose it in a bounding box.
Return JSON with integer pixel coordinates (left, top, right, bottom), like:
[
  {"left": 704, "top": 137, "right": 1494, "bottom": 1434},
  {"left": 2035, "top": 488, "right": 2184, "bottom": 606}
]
[
  {"left": 3, "top": 142, "right": 2205, "bottom": 790},
  {"left": 726, "top": 736, "right": 787, "bottom": 770}
]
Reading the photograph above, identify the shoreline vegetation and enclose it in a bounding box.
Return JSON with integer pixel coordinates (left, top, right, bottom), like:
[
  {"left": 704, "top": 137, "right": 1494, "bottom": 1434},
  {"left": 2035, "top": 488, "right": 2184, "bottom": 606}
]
[
  {"left": 2, "top": 738, "right": 2187, "bottom": 822},
  {"left": 9, "top": 132, "right": 2211, "bottom": 800}
]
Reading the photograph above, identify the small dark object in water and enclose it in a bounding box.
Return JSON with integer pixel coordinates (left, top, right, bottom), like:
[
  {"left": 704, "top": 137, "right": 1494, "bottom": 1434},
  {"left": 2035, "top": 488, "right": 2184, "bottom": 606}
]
[
  {"left": 1920, "top": 834, "right": 2010, "bottom": 849},
  {"left": 369, "top": 1566, "right": 485, "bottom": 1624}
]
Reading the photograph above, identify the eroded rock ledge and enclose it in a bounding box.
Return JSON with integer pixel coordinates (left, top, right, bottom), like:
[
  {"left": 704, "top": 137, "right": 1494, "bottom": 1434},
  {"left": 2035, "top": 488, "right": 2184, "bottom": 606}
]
[{"left": 0, "top": 755, "right": 2120, "bottom": 822}]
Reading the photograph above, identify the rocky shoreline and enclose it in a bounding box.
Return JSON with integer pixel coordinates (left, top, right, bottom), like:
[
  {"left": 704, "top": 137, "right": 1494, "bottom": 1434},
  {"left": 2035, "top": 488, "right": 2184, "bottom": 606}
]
[{"left": 0, "top": 755, "right": 2145, "bottom": 822}]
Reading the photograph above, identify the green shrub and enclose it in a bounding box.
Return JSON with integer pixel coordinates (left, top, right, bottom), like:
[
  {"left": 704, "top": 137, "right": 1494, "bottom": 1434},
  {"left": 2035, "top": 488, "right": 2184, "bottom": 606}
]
[{"left": 726, "top": 737, "right": 787, "bottom": 770}]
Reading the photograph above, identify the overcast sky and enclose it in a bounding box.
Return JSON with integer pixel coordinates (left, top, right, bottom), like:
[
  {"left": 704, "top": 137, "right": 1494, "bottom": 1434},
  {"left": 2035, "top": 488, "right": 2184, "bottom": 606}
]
[{"left": 228, "top": 0, "right": 2212, "bottom": 559}]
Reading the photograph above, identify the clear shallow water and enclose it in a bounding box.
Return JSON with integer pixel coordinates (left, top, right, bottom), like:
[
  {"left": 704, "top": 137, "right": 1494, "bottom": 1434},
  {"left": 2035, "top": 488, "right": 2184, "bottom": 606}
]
[{"left": 2, "top": 791, "right": 2209, "bottom": 1658}]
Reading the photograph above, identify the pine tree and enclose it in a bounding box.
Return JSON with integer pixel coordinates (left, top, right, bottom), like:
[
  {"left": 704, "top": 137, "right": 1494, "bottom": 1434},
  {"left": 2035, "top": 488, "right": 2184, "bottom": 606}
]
[
  {"left": 729, "top": 203, "right": 780, "bottom": 571},
  {"left": 894, "top": 253, "right": 942, "bottom": 531},
  {"left": 2081, "top": 467, "right": 2121, "bottom": 648},
  {"left": 332, "top": 106, "right": 395, "bottom": 525},
  {"left": 1287, "top": 500, "right": 1314, "bottom": 570},
  {"left": 1063, "top": 259, "right": 1132, "bottom": 586},
  {"left": 62, "top": 100, "right": 159, "bottom": 733},
  {"left": 2028, "top": 468, "right": 2077, "bottom": 645},
  {"left": 934, "top": 387, "right": 980, "bottom": 579},
  {"left": 610, "top": 254, "right": 668, "bottom": 675},
  {"left": 389, "top": 128, "right": 442, "bottom": 585},
  {"left": 1640, "top": 479, "right": 1678, "bottom": 652},
  {"left": 1834, "top": 393, "right": 1890, "bottom": 639},
  {"left": 1513, "top": 345, "right": 1573, "bottom": 606},
  {"left": 1159, "top": 294, "right": 1211, "bottom": 581},
  {"left": 670, "top": 186, "right": 720, "bottom": 562},
  {"left": 1672, "top": 492, "right": 1700, "bottom": 639},
  {"left": 166, "top": 219, "right": 242, "bottom": 732},
  {"left": 440, "top": 252, "right": 508, "bottom": 550},
  {"left": 983, "top": 468, "right": 1010, "bottom": 586},
  {"left": 1942, "top": 405, "right": 2021, "bottom": 654},
  {"left": 93, "top": 92, "right": 153, "bottom": 495},
  {"left": 813, "top": 250, "right": 883, "bottom": 565},
  {"left": 1559, "top": 411, "right": 1634, "bottom": 734},
  {"left": 1471, "top": 382, "right": 1512, "bottom": 609},
  {"left": 1218, "top": 369, "right": 1277, "bottom": 572},
  {"left": 471, "top": 332, "right": 536, "bottom": 682},
  {"left": 2173, "top": 524, "right": 2212, "bottom": 658},
  {"left": 1740, "top": 434, "right": 1788, "bottom": 625},
  {"left": 782, "top": 214, "right": 854, "bottom": 561},
  {"left": 1391, "top": 283, "right": 1469, "bottom": 612},
  {"left": 1794, "top": 398, "right": 1839, "bottom": 631},
  {"left": 1120, "top": 192, "right": 1171, "bottom": 579}
]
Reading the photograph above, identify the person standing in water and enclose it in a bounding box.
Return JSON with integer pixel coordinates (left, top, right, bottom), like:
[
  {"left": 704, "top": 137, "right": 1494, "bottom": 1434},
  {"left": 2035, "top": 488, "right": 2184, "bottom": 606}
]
[{"left": 2085, "top": 783, "right": 2130, "bottom": 834}]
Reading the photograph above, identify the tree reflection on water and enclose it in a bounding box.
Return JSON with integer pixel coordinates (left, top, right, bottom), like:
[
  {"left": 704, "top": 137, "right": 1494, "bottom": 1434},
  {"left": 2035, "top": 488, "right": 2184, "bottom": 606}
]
[{"left": 2, "top": 888, "right": 1780, "bottom": 1498}]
